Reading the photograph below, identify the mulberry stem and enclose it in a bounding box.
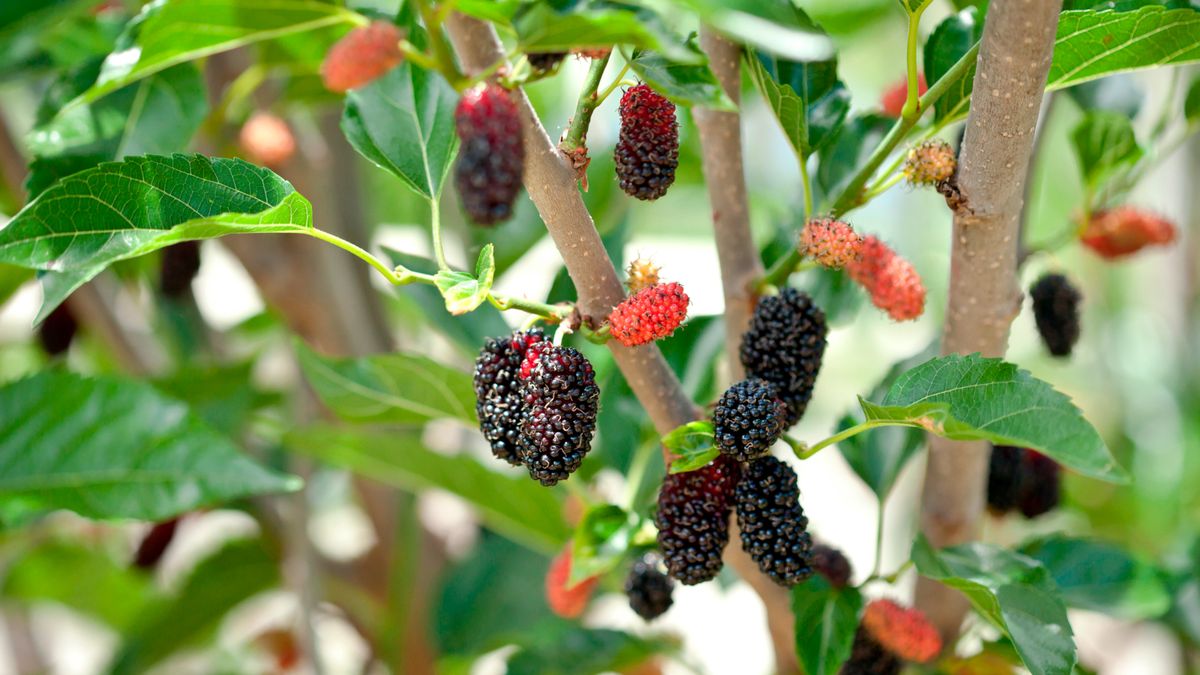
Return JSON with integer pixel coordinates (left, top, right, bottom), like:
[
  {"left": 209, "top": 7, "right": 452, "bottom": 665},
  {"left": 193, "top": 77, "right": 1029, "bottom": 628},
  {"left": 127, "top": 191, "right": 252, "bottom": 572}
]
[
  {"left": 793, "top": 419, "right": 920, "bottom": 460},
  {"left": 561, "top": 53, "right": 613, "bottom": 154}
]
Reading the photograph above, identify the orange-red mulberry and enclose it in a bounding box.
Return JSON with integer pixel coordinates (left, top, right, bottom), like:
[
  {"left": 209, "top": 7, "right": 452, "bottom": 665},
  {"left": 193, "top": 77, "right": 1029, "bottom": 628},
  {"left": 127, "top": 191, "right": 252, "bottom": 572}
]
[
  {"left": 321, "top": 21, "right": 404, "bottom": 92},
  {"left": 608, "top": 282, "right": 689, "bottom": 347}
]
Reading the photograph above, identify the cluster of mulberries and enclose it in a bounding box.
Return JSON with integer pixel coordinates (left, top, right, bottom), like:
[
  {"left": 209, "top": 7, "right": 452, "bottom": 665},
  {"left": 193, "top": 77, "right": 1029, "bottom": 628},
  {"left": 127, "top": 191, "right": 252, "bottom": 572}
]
[
  {"left": 527, "top": 52, "right": 567, "bottom": 73},
  {"left": 734, "top": 456, "right": 814, "bottom": 586},
  {"left": 473, "top": 332, "right": 598, "bottom": 485},
  {"left": 842, "top": 599, "right": 942, "bottom": 674},
  {"left": 239, "top": 112, "right": 296, "bottom": 168},
  {"left": 902, "top": 140, "right": 956, "bottom": 186},
  {"left": 879, "top": 73, "right": 927, "bottom": 118},
  {"left": 1029, "top": 273, "right": 1082, "bottom": 357},
  {"left": 740, "top": 288, "right": 828, "bottom": 426},
  {"left": 810, "top": 542, "right": 853, "bottom": 589},
  {"left": 37, "top": 304, "right": 78, "bottom": 356},
  {"left": 321, "top": 21, "right": 404, "bottom": 92},
  {"left": 608, "top": 282, "right": 689, "bottom": 347},
  {"left": 1080, "top": 206, "right": 1177, "bottom": 259},
  {"left": 625, "top": 556, "right": 675, "bottom": 621},
  {"left": 655, "top": 454, "right": 740, "bottom": 585},
  {"left": 800, "top": 218, "right": 863, "bottom": 269},
  {"left": 846, "top": 236, "right": 926, "bottom": 322},
  {"left": 454, "top": 84, "right": 525, "bottom": 226},
  {"left": 614, "top": 84, "right": 678, "bottom": 201},
  {"left": 713, "top": 379, "right": 788, "bottom": 462},
  {"left": 987, "top": 444, "right": 1062, "bottom": 519},
  {"left": 545, "top": 546, "right": 600, "bottom": 618}
]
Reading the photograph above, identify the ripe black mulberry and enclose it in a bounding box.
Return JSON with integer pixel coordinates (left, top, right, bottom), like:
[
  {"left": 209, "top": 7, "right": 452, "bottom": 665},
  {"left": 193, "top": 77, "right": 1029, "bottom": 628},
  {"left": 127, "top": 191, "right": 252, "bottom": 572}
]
[
  {"left": 614, "top": 84, "right": 678, "bottom": 201},
  {"left": 655, "top": 454, "right": 740, "bottom": 585},
  {"left": 740, "top": 288, "right": 828, "bottom": 426},
  {"left": 625, "top": 556, "right": 674, "bottom": 621},
  {"left": 473, "top": 330, "right": 545, "bottom": 465},
  {"left": 517, "top": 345, "right": 600, "bottom": 485},
  {"left": 1030, "top": 273, "right": 1081, "bottom": 357},
  {"left": 454, "top": 84, "right": 524, "bottom": 225},
  {"left": 734, "top": 456, "right": 814, "bottom": 586},
  {"left": 713, "top": 378, "right": 788, "bottom": 462}
]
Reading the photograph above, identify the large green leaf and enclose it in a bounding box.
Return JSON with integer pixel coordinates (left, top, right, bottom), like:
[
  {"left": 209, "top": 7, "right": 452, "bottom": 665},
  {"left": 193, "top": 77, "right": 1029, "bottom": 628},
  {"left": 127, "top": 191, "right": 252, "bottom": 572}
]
[
  {"left": 0, "top": 0, "right": 94, "bottom": 73},
  {"left": 1070, "top": 111, "right": 1143, "bottom": 187},
  {"left": 296, "top": 343, "right": 476, "bottom": 425},
  {"left": 285, "top": 427, "right": 570, "bottom": 552},
  {"left": 2, "top": 541, "right": 162, "bottom": 631},
  {"left": 791, "top": 575, "right": 863, "bottom": 675},
  {"left": 924, "top": 9, "right": 982, "bottom": 123},
  {"left": 672, "top": 0, "right": 833, "bottom": 61},
  {"left": 108, "top": 538, "right": 279, "bottom": 675},
  {"left": 748, "top": 50, "right": 849, "bottom": 157},
  {"left": 912, "top": 536, "right": 1076, "bottom": 675},
  {"left": 26, "top": 62, "right": 208, "bottom": 198},
  {"left": 506, "top": 624, "right": 676, "bottom": 675},
  {"left": 1047, "top": 7, "right": 1200, "bottom": 90},
  {"left": 341, "top": 61, "right": 458, "bottom": 201},
  {"left": 77, "top": 0, "right": 360, "bottom": 104},
  {"left": 628, "top": 48, "right": 735, "bottom": 111},
  {"left": 0, "top": 154, "right": 311, "bottom": 320},
  {"left": 570, "top": 504, "right": 638, "bottom": 584},
  {"left": 1021, "top": 535, "right": 1171, "bottom": 620},
  {"left": 859, "top": 354, "right": 1125, "bottom": 483},
  {"left": 0, "top": 371, "right": 300, "bottom": 521},
  {"left": 512, "top": 1, "right": 697, "bottom": 63},
  {"left": 815, "top": 114, "right": 892, "bottom": 208}
]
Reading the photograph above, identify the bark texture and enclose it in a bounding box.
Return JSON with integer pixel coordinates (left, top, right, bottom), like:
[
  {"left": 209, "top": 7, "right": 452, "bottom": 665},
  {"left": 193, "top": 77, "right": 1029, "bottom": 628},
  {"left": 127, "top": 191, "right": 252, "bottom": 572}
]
[
  {"left": 916, "top": 0, "right": 1062, "bottom": 637},
  {"left": 694, "top": 29, "right": 798, "bottom": 674}
]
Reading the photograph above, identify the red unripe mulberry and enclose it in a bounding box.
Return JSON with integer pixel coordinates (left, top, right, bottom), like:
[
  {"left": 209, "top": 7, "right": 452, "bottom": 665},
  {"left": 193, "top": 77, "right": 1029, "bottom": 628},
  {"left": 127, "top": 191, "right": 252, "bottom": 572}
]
[
  {"left": 608, "top": 282, "right": 689, "bottom": 347},
  {"left": 454, "top": 84, "right": 525, "bottom": 226},
  {"left": 846, "top": 236, "right": 926, "bottom": 321},
  {"left": 545, "top": 547, "right": 599, "bottom": 618},
  {"left": 860, "top": 599, "right": 942, "bottom": 663},
  {"left": 614, "top": 84, "right": 678, "bottom": 201},
  {"left": 1080, "top": 206, "right": 1176, "bottom": 259},
  {"left": 321, "top": 21, "right": 404, "bottom": 93},
  {"left": 239, "top": 112, "right": 296, "bottom": 168},
  {"left": 800, "top": 218, "right": 862, "bottom": 269},
  {"left": 880, "top": 73, "right": 927, "bottom": 118}
]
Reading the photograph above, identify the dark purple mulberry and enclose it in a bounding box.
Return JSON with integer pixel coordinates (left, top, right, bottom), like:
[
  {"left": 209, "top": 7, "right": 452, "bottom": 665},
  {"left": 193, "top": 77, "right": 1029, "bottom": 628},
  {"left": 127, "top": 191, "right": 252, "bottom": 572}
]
[
  {"left": 37, "top": 303, "right": 78, "bottom": 356},
  {"left": 1030, "top": 273, "right": 1081, "bottom": 357},
  {"left": 454, "top": 84, "right": 524, "bottom": 225},
  {"left": 810, "top": 543, "right": 853, "bottom": 589},
  {"left": 734, "top": 456, "right": 814, "bottom": 587},
  {"left": 1019, "top": 451, "right": 1061, "bottom": 519},
  {"left": 473, "top": 330, "right": 546, "bottom": 465},
  {"left": 517, "top": 345, "right": 600, "bottom": 485},
  {"left": 527, "top": 52, "right": 566, "bottom": 73},
  {"left": 986, "top": 444, "right": 1024, "bottom": 514},
  {"left": 655, "top": 455, "right": 740, "bottom": 585},
  {"left": 614, "top": 84, "right": 678, "bottom": 201},
  {"left": 740, "top": 288, "right": 828, "bottom": 426},
  {"left": 713, "top": 378, "right": 788, "bottom": 462},
  {"left": 840, "top": 626, "right": 901, "bottom": 675},
  {"left": 624, "top": 555, "right": 674, "bottom": 621},
  {"left": 159, "top": 240, "right": 202, "bottom": 298}
]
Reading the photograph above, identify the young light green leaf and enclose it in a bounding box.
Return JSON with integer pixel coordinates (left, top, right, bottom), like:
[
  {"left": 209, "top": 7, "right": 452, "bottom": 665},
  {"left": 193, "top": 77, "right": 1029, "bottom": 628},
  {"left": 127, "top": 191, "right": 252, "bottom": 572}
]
[
  {"left": 434, "top": 244, "right": 495, "bottom": 316},
  {"left": 570, "top": 504, "right": 636, "bottom": 584},
  {"left": 792, "top": 575, "right": 863, "bottom": 675},
  {"left": 26, "top": 62, "right": 208, "bottom": 198},
  {"left": 296, "top": 342, "right": 476, "bottom": 425},
  {"left": 663, "top": 420, "right": 719, "bottom": 473},
  {"left": 1047, "top": 7, "right": 1200, "bottom": 90},
  {"left": 341, "top": 61, "right": 459, "bottom": 201},
  {"left": 77, "top": 0, "right": 361, "bottom": 104},
  {"left": 1021, "top": 535, "right": 1171, "bottom": 620},
  {"left": 0, "top": 154, "right": 312, "bottom": 319},
  {"left": 628, "top": 49, "right": 735, "bottom": 111},
  {"left": 747, "top": 50, "right": 849, "bottom": 157},
  {"left": 924, "top": 9, "right": 982, "bottom": 123},
  {"left": 912, "top": 536, "right": 1076, "bottom": 675},
  {"left": 1071, "top": 111, "right": 1143, "bottom": 187},
  {"left": 859, "top": 353, "right": 1125, "bottom": 483},
  {"left": 108, "top": 538, "right": 279, "bottom": 675},
  {"left": 285, "top": 426, "right": 570, "bottom": 552},
  {"left": 512, "top": 2, "right": 698, "bottom": 64},
  {"left": 0, "top": 371, "right": 300, "bottom": 522}
]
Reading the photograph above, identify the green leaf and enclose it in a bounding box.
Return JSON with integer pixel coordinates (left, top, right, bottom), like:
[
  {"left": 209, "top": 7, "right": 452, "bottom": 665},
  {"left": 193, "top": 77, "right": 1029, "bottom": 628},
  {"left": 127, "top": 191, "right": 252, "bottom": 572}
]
[
  {"left": 791, "top": 575, "right": 863, "bottom": 675},
  {"left": 1070, "top": 111, "right": 1143, "bottom": 187},
  {"left": 506, "top": 624, "right": 676, "bottom": 675},
  {"left": 296, "top": 342, "right": 476, "bottom": 425},
  {"left": 2, "top": 541, "right": 162, "bottom": 631},
  {"left": 341, "top": 61, "right": 458, "bottom": 200},
  {"left": 570, "top": 504, "right": 636, "bottom": 584},
  {"left": 628, "top": 48, "right": 735, "bottom": 111},
  {"left": 1185, "top": 75, "right": 1200, "bottom": 123},
  {"left": 671, "top": 0, "right": 833, "bottom": 61},
  {"left": 1065, "top": 74, "right": 1143, "bottom": 117},
  {"left": 747, "top": 50, "right": 849, "bottom": 157},
  {"left": 912, "top": 536, "right": 1077, "bottom": 675},
  {"left": 1047, "top": 7, "right": 1200, "bottom": 91},
  {"left": 663, "top": 420, "right": 719, "bottom": 473},
  {"left": 434, "top": 244, "right": 495, "bottom": 315},
  {"left": 108, "top": 538, "right": 279, "bottom": 675},
  {"left": 285, "top": 426, "right": 571, "bottom": 552},
  {"left": 26, "top": 62, "right": 208, "bottom": 198},
  {"left": 454, "top": 0, "right": 524, "bottom": 24},
  {"left": 924, "top": 9, "right": 982, "bottom": 123},
  {"left": 1020, "top": 535, "right": 1171, "bottom": 620},
  {"left": 859, "top": 353, "right": 1126, "bottom": 483},
  {"left": 513, "top": 2, "right": 698, "bottom": 64},
  {"left": 0, "top": 263, "right": 31, "bottom": 307},
  {"left": 0, "top": 154, "right": 312, "bottom": 321},
  {"left": 153, "top": 361, "right": 278, "bottom": 433},
  {"left": 76, "top": 0, "right": 360, "bottom": 105},
  {"left": 0, "top": 371, "right": 300, "bottom": 522},
  {"left": 815, "top": 114, "right": 892, "bottom": 207}
]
